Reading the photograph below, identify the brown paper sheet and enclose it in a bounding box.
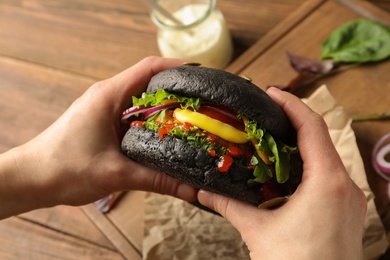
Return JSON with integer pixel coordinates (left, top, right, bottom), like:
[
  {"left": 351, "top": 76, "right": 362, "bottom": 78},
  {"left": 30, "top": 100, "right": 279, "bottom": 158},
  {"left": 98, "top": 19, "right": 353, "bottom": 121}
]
[
  {"left": 143, "top": 85, "right": 388, "bottom": 260},
  {"left": 302, "top": 85, "right": 388, "bottom": 260}
]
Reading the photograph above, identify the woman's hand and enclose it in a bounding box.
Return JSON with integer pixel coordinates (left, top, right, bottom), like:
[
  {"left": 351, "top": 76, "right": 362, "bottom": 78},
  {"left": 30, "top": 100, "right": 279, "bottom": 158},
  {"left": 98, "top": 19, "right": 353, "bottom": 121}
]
[
  {"left": 0, "top": 56, "right": 198, "bottom": 219},
  {"left": 198, "top": 87, "right": 367, "bottom": 259}
]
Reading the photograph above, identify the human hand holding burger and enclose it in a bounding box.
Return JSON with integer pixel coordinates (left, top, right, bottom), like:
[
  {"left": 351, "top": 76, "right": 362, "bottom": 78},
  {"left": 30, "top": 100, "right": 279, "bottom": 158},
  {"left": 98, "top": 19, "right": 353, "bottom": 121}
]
[
  {"left": 0, "top": 56, "right": 367, "bottom": 259},
  {"left": 120, "top": 62, "right": 366, "bottom": 258},
  {"left": 198, "top": 87, "right": 367, "bottom": 259},
  {"left": 121, "top": 64, "right": 302, "bottom": 207},
  {"left": 0, "top": 56, "right": 197, "bottom": 219}
]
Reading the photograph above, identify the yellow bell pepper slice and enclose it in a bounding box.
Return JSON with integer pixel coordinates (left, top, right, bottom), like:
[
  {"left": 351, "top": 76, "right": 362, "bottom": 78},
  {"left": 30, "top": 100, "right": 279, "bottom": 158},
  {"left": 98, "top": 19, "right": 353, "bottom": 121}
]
[{"left": 173, "top": 108, "right": 248, "bottom": 144}]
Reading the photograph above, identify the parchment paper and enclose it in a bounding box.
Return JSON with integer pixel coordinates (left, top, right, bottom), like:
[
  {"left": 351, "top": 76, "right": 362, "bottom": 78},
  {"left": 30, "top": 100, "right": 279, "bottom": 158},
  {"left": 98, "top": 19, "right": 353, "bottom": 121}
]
[{"left": 143, "top": 85, "right": 388, "bottom": 260}]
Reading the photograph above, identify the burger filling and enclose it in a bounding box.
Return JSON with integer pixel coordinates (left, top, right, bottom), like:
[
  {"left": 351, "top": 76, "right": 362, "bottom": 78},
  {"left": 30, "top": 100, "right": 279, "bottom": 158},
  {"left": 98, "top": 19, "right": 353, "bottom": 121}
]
[{"left": 122, "top": 89, "right": 302, "bottom": 198}]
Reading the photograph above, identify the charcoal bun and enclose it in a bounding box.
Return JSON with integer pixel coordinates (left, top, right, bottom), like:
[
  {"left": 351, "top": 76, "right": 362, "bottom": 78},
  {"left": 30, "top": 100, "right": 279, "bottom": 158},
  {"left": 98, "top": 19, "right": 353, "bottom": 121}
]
[
  {"left": 122, "top": 126, "right": 263, "bottom": 205},
  {"left": 121, "top": 65, "right": 298, "bottom": 206},
  {"left": 146, "top": 65, "right": 296, "bottom": 145}
]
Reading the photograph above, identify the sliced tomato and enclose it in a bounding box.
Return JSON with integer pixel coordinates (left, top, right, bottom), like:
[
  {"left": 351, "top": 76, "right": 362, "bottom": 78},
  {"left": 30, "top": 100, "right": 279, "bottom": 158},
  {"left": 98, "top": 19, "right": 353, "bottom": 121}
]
[
  {"left": 197, "top": 105, "right": 245, "bottom": 131},
  {"left": 227, "top": 146, "right": 244, "bottom": 157}
]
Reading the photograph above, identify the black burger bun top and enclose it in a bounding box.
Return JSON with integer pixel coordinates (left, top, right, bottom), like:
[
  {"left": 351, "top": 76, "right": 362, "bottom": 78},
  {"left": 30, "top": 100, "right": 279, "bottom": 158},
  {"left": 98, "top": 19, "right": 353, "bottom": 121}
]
[{"left": 147, "top": 65, "right": 296, "bottom": 145}]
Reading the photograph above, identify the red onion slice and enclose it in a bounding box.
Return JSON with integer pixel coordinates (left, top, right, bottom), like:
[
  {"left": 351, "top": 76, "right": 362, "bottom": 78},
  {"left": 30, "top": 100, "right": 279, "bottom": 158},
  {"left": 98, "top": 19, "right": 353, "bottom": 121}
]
[
  {"left": 143, "top": 102, "right": 181, "bottom": 119},
  {"left": 121, "top": 105, "right": 149, "bottom": 123},
  {"left": 121, "top": 102, "right": 181, "bottom": 123},
  {"left": 373, "top": 132, "right": 390, "bottom": 181},
  {"left": 375, "top": 144, "right": 390, "bottom": 173}
]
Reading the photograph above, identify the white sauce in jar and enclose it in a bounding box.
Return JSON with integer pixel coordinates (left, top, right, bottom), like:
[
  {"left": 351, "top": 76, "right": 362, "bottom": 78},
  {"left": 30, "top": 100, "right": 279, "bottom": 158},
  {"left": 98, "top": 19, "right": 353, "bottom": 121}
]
[{"left": 156, "top": 4, "right": 233, "bottom": 69}]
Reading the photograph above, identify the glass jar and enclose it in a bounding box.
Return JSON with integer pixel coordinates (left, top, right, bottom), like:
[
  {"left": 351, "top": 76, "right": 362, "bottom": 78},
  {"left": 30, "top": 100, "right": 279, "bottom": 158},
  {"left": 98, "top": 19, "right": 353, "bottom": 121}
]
[{"left": 151, "top": 0, "right": 234, "bottom": 69}]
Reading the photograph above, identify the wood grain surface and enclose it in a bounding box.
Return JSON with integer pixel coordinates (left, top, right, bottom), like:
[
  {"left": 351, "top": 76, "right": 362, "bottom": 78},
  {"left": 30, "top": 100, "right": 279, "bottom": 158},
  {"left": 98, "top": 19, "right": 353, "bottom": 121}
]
[
  {"left": 231, "top": 1, "right": 390, "bottom": 255},
  {"left": 0, "top": 0, "right": 389, "bottom": 259}
]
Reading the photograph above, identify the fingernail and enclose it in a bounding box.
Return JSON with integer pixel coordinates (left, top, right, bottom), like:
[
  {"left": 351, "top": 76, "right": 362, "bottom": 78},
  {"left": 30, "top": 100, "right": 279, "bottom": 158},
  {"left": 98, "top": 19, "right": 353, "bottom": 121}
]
[
  {"left": 197, "top": 190, "right": 213, "bottom": 209},
  {"left": 266, "top": 85, "right": 281, "bottom": 92}
]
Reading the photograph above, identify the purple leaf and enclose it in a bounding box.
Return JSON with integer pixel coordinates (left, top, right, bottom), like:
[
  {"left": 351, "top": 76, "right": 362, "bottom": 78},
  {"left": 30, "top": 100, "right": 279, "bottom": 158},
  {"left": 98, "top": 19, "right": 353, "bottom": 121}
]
[{"left": 287, "top": 52, "right": 334, "bottom": 74}]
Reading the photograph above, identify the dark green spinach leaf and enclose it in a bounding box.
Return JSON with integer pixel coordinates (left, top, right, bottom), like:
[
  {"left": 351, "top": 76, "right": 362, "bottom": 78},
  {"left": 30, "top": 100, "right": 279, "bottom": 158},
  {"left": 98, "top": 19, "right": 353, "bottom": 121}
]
[
  {"left": 277, "top": 18, "right": 390, "bottom": 93},
  {"left": 321, "top": 18, "right": 390, "bottom": 62}
]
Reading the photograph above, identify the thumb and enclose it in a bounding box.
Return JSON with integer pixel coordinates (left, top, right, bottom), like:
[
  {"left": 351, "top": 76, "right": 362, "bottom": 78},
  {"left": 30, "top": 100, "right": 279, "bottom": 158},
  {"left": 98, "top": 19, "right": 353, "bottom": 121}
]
[{"left": 197, "top": 190, "right": 269, "bottom": 233}]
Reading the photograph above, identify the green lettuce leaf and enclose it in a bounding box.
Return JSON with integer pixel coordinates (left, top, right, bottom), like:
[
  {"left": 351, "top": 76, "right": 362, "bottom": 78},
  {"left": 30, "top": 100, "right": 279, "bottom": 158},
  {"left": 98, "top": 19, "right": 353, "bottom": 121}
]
[
  {"left": 265, "top": 133, "right": 291, "bottom": 184},
  {"left": 132, "top": 89, "right": 201, "bottom": 110},
  {"left": 250, "top": 155, "right": 273, "bottom": 184},
  {"left": 245, "top": 120, "right": 272, "bottom": 158}
]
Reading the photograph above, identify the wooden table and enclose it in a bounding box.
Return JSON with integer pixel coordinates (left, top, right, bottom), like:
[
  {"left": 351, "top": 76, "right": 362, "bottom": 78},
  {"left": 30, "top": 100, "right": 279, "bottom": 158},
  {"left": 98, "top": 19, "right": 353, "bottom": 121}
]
[{"left": 1, "top": 0, "right": 389, "bottom": 259}]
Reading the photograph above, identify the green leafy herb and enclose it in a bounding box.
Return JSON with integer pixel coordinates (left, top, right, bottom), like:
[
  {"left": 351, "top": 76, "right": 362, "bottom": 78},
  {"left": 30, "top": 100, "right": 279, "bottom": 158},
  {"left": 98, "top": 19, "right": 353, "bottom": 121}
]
[
  {"left": 144, "top": 120, "right": 226, "bottom": 155},
  {"left": 245, "top": 120, "right": 273, "bottom": 158},
  {"left": 265, "top": 133, "right": 291, "bottom": 184},
  {"left": 251, "top": 155, "right": 273, "bottom": 183},
  {"left": 321, "top": 19, "right": 390, "bottom": 63},
  {"left": 245, "top": 120, "right": 265, "bottom": 140},
  {"left": 245, "top": 119, "right": 297, "bottom": 183}
]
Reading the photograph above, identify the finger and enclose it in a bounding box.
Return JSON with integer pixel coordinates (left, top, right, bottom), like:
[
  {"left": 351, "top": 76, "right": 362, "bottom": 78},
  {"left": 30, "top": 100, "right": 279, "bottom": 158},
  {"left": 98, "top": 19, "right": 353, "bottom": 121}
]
[
  {"left": 111, "top": 56, "right": 185, "bottom": 109},
  {"left": 145, "top": 169, "right": 199, "bottom": 202},
  {"left": 110, "top": 156, "right": 198, "bottom": 202},
  {"left": 266, "top": 87, "right": 345, "bottom": 173},
  {"left": 198, "top": 190, "right": 268, "bottom": 235},
  {"left": 71, "top": 56, "right": 184, "bottom": 122}
]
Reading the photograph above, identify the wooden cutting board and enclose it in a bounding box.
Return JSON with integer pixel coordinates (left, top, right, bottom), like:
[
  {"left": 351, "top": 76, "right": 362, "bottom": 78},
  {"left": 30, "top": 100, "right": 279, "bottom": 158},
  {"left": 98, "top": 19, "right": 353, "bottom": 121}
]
[
  {"left": 90, "top": 1, "right": 390, "bottom": 259},
  {"left": 228, "top": 0, "right": 390, "bottom": 234},
  {"left": 1, "top": 0, "right": 389, "bottom": 259}
]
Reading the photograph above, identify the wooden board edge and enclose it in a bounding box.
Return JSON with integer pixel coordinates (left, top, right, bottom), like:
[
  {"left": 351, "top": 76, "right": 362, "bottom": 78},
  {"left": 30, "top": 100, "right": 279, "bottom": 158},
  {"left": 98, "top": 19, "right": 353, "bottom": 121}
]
[
  {"left": 338, "top": 0, "right": 390, "bottom": 24},
  {"left": 226, "top": 0, "right": 326, "bottom": 74},
  {"left": 81, "top": 204, "right": 142, "bottom": 260}
]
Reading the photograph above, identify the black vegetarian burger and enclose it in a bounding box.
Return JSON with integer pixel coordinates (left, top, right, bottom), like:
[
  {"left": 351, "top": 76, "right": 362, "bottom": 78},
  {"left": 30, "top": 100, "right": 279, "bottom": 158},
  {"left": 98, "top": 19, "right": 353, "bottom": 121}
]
[{"left": 121, "top": 65, "right": 302, "bottom": 208}]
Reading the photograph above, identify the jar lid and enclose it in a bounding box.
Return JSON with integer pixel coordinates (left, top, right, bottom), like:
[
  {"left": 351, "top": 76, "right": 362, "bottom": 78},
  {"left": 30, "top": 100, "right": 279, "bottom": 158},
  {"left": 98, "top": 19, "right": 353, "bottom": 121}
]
[{"left": 150, "top": 0, "right": 216, "bottom": 30}]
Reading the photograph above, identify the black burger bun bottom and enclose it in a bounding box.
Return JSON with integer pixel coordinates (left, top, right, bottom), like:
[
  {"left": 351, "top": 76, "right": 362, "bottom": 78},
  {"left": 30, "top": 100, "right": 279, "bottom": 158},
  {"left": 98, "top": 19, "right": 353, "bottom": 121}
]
[
  {"left": 122, "top": 126, "right": 262, "bottom": 205},
  {"left": 121, "top": 65, "right": 299, "bottom": 207}
]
